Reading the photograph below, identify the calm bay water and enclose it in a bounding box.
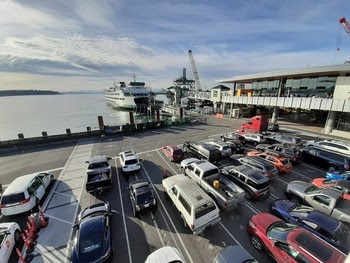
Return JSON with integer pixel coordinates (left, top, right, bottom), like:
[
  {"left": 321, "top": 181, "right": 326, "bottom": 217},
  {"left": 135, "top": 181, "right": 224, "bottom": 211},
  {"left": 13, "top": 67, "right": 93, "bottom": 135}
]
[{"left": 0, "top": 94, "right": 166, "bottom": 141}]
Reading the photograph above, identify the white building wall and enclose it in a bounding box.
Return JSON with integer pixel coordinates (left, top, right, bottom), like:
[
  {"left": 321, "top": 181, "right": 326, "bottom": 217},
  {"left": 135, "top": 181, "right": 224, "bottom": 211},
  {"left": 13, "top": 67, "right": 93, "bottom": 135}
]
[{"left": 334, "top": 77, "right": 350, "bottom": 100}]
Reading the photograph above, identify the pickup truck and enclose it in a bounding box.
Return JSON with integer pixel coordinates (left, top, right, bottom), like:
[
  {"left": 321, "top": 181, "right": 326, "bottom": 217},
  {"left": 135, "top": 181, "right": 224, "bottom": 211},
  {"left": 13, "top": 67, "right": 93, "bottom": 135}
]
[
  {"left": 85, "top": 155, "right": 112, "bottom": 192},
  {"left": 285, "top": 180, "right": 350, "bottom": 224},
  {"left": 184, "top": 160, "right": 245, "bottom": 211}
]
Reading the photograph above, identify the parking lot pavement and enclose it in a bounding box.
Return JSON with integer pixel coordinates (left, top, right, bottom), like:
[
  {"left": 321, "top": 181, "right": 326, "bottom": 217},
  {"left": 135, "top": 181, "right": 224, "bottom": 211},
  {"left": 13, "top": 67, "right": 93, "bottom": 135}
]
[{"left": 0, "top": 119, "right": 337, "bottom": 263}]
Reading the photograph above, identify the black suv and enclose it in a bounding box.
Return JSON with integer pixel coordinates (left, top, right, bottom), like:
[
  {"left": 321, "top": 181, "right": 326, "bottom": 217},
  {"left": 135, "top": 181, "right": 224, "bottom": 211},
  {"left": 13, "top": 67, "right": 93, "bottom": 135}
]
[
  {"left": 229, "top": 155, "right": 279, "bottom": 180},
  {"left": 256, "top": 143, "right": 301, "bottom": 163},
  {"left": 127, "top": 180, "right": 157, "bottom": 217},
  {"left": 226, "top": 140, "right": 245, "bottom": 154},
  {"left": 183, "top": 141, "right": 221, "bottom": 163},
  {"left": 221, "top": 165, "right": 270, "bottom": 200},
  {"left": 301, "top": 146, "right": 350, "bottom": 171}
]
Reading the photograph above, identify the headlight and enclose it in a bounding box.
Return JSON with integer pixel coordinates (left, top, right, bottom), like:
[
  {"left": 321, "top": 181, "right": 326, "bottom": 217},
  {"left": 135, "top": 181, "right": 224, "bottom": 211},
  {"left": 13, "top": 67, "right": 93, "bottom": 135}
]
[{"left": 135, "top": 205, "right": 140, "bottom": 211}]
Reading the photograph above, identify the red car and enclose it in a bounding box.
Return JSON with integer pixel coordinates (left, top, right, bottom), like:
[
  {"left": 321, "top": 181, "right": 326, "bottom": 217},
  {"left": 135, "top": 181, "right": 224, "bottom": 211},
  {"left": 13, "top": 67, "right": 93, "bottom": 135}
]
[
  {"left": 162, "top": 145, "right": 184, "bottom": 162},
  {"left": 247, "top": 212, "right": 346, "bottom": 263},
  {"left": 311, "top": 178, "right": 350, "bottom": 200}
]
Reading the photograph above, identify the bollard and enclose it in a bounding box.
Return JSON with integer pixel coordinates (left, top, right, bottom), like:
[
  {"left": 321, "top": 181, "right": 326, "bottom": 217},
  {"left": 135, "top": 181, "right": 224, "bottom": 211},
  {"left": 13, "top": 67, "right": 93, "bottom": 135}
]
[{"left": 16, "top": 248, "right": 26, "bottom": 263}]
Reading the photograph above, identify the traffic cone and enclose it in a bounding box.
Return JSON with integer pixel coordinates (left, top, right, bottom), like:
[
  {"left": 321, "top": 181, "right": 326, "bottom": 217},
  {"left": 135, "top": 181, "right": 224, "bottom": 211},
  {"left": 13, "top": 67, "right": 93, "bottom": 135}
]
[
  {"left": 28, "top": 216, "right": 38, "bottom": 233},
  {"left": 38, "top": 205, "right": 49, "bottom": 227},
  {"left": 27, "top": 222, "right": 38, "bottom": 240},
  {"left": 16, "top": 248, "right": 26, "bottom": 263},
  {"left": 21, "top": 233, "right": 36, "bottom": 254}
]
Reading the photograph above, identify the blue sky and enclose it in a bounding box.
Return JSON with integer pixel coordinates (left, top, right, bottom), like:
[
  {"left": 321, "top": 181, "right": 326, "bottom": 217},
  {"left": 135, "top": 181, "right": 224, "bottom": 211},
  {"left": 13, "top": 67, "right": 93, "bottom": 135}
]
[{"left": 0, "top": 0, "right": 350, "bottom": 91}]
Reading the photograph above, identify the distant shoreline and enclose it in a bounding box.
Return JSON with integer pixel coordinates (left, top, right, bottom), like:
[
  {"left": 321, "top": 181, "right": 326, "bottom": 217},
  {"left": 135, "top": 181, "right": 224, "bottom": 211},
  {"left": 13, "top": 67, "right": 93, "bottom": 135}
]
[{"left": 0, "top": 90, "right": 61, "bottom": 97}]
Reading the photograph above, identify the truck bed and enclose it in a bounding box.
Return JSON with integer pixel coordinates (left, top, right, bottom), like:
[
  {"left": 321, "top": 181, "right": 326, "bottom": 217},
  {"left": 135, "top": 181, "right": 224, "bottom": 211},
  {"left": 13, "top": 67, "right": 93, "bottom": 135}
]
[
  {"left": 206, "top": 177, "right": 244, "bottom": 201},
  {"left": 86, "top": 172, "right": 112, "bottom": 191}
]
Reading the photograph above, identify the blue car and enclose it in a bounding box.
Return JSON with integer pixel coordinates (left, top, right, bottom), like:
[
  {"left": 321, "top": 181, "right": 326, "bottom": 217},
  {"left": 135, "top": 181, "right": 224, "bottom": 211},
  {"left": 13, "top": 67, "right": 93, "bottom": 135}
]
[
  {"left": 325, "top": 170, "right": 350, "bottom": 181},
  {"left": 269, "top": 199, "right": 350, "bottom": 254}
]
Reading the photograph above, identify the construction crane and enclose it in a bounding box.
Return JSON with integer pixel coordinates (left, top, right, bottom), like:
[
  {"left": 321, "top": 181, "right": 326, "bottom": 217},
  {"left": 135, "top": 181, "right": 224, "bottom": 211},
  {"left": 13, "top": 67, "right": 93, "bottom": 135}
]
[
  {"left": 339, "top": 17, "right": 350, "bottom": 36},
  {"left": 188, "top": 49, "right": 202, "bottom": 91}
]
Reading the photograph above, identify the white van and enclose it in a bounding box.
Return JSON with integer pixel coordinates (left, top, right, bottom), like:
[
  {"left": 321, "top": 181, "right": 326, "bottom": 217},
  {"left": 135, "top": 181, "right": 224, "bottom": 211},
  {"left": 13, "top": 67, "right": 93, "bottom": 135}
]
[
  {"left": 163, "top": 174, "right": 221, "bottom": 235},
  {"left": 0, "top": 172, "right": 53, "bottom": 216}
]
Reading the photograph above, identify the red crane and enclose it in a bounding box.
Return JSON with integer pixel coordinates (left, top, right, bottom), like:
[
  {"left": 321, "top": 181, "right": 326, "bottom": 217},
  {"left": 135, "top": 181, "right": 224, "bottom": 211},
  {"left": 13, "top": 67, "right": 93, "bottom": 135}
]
[{"left": 339, "top": 17, "right": 350, "bottom": 36}]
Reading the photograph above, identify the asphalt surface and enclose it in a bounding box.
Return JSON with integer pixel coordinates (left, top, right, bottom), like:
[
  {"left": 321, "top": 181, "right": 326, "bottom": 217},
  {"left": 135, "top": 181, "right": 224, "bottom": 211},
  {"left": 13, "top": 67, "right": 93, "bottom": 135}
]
[{"left": 0, "top": 116, "right": 335, "bottom": 263}]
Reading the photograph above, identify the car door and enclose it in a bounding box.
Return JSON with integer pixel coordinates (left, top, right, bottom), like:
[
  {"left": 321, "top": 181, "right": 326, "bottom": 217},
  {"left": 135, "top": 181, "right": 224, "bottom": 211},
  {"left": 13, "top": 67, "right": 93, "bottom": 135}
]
[
  {"left": 310, "top": 194, "right": 331, "bottom": 214},
  {"left": 274, "top": 242, "right": 298, "bottom": 263},
  {"left": 37, "top": 173, "right": 50, "bottom": 188},
  {"left": 29, "top": 177, "right": 45, "bottom": 201}
]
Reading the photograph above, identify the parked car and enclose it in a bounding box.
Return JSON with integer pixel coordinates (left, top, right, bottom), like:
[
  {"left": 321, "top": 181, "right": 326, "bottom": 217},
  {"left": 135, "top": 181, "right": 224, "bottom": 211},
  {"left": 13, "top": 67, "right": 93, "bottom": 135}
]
[
  {"left": 311, "top": 178, "right": 350, "bottom": 200},
  {"left": 301, "top": 146, "right": 350, "bottom": 171},
  {"left": 285, "top": 180, "right": 350, "bottom": 224},
  {"left": 183, "top": 141, "right": 221, "bottom": 163},
  {"left": 269, "top": 199, "right": 350, "bottom": 254},
  {"left": 184, "top": 160, "right": 245, "bottom": 211},
  {"left": 247, "top": 151, "right": 292, "bottom": 173},
  {"left": 163, "top": 174, "right": 221, "bottom": 235},
  {"left": 162, "top": 145, "right": 184, "bottom": 162},
  {"left": 242, "top": 133, "right": 265, "bottom": 146},
  {"left": 225, "top": 140, "right": 245, "bottom": 154},
  {"left": 229, "top": 155, "right": 279, "bottom": 180},
  {"left": 221, "top": 165, "right": 270, "bottom": 200},
  {"left": 206, "top": 141, "right": 232, "bottom": 157},
  {"left": 85, "top": 155, "right": 112, "bottom": 192},
  {"left": 127, "top": 180, "right": 157, "bottom": 217},
  {"left": 310, "top": 139, "right": 350, "bottom": 156},
  {"left": 213, "top": 245, "right": 257, "bottom": 263},
  {"left": 221, "top": 133, "right": 246, "bottom": 145},
  {"left": 267, "top": 122, "right": 279, "bottom": 132},
  {"left": 145, "top": 246, "right": 186, "bottom": 263},
  {"left": 265, "top": 134, "right": 302, "bottom": 146},
  {"left": 0, "top": 172, "right": 54, "bottom": 216},
  {"left": 247, "top": 212, "right": 347, "bottom": 263},
  {"left": 71, "top": 202, "right": 113, "bottom": 263},
  {"left": 326, "top": 170, "right": 350, "bottom": 181},
  {"left": 256, "top": 144, "right": 301, "bottom": 163},
  {"left": 119, "top": 150, "right": 140, "bottom": 173},
  {"left": 180, "top": 158, "right": 199, "bottom": 171},
  {"left": 0, "top": 222, "right": 21, "bottom": 263}
]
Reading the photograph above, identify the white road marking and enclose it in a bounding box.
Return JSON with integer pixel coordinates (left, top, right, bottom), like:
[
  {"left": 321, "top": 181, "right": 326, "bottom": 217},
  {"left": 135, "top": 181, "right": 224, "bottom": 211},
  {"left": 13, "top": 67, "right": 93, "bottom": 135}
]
[
  {"left": 270, "top": 193, "right": 279, "bottom": 200},
  {"left": 157, "top": 151, "right": 178, "bottom": 174},
  {"left": 141, "top": 165, "right": 194, "bottom": 263},
  {"left": 276, "top": 177, "right": 288, "bottom": 184},
  {"left": 150, "top": 212, "right": 166, "bottom": 247},
  {"left": 290, "top": 170, "right": 312, "bottom": 181},
  {"left": 115, "top": 159, "right": 133, "bottom": 263}
]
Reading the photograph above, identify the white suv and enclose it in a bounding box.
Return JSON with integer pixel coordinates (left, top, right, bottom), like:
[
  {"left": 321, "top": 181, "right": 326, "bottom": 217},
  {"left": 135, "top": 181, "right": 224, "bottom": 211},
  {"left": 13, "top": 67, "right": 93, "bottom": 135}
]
[
  {"left": 312, "top": 139, "right": 350, "bottom": 156},
  {"left": 206, "top": 141, "right": 232, "bottom": 157},
  {"left": 119, "top": 151, "right": 140, "bottom": 173}
]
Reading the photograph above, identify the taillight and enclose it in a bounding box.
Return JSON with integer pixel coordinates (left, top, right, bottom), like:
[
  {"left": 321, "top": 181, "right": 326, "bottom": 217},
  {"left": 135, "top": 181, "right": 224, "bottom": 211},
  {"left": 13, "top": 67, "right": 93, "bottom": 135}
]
[
  {"left": 20, "top": 198, "right": 30, "bottom": 205},
  {"left": 0, "top": 204, "right": 5, "bottom": 208},
  {"left": 191, "top": 224, "right": 195, "bottom": 230},
  {"left": 264, "top": 173, "right": 270, "bottom": 177}
]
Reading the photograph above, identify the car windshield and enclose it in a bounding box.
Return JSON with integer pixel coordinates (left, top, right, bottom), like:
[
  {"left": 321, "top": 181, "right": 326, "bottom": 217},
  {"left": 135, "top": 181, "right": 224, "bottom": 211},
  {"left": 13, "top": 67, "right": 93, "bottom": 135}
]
[
  {"left": 88, "top": 162, "right": 108, "bottom": 169},
  {"left": 305, "top": 186, "right": 320, "bottom": 194},
  {"left": 334, "top": 223, "right": 350, "bottom": 246},
  {"left": 136, "top": 191, "right": 153, "bottom": 204},
  {"left": 267, "top": 221, "right": 297, "bottom": 242},
  {"left": 1, "top": 193, "right": 26, "bottom": 205},
  {"left": 79, "top": 231, "right": 102, "bottom": 254}
]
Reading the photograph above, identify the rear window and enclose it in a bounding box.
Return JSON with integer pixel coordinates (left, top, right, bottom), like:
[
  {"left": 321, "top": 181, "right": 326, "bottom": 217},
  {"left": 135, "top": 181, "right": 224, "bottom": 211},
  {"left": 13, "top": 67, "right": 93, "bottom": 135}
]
[
  {"left": 247, "top": 179, "right": 269, "bottom": 190},
  {"left": 295, "top": 232, "right": 332, "bottom": 262},
  {"left": 125, "top": 159, "right": 138, "bottom": 165},
  {"left": 173, "top": 149, "right": 183, "bottom": 155},
  {"left": 195, "top": 201, "right": 216, "bottom": 219},
  {"left": 1, "top": 193, "right": 26, "bottom": 205},
  {"left": 203, "top": 168, "right": 219, "bottom": 178},
  {"left": 88, "top": 162, "right": 109, "bottom": 169}
]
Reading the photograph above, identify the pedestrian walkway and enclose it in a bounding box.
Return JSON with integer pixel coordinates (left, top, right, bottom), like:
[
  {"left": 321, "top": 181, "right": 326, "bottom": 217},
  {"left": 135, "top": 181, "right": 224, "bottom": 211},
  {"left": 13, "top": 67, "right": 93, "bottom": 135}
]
[{"left": 30, "top": 139, "right": 95, "bottom": 263}]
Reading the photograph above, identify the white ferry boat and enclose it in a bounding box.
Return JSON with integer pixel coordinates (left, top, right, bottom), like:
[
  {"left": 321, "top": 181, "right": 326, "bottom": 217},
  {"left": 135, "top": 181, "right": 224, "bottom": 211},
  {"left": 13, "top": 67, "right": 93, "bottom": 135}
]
[{"left": 105, "top": 79, "right": 150, "bottom": 109}]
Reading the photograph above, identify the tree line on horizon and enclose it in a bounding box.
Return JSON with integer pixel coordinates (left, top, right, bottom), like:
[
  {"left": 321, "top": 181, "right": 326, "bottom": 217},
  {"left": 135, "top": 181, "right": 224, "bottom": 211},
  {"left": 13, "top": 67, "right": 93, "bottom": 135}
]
[{"left": 0, "top": 90, "right": 61, "bottom": 96}]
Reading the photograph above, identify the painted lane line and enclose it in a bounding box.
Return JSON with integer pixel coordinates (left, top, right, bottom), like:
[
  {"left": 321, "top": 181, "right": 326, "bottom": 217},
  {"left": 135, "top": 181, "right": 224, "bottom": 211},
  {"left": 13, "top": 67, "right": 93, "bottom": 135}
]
[
  {"left": 244, "top": 201, "right": 260, "bottom": 214},
  {"left": 290, "top": 170, "right": 312, "bottom": 181},
  {"left": 270, "top": 193, "right": 279, "bottom": 200},
  {"left": 276, "top": 177, "right": 288, "bottom": 185},
  {"left": 115, "top": 159, "right": 133, "bottom": 263},
  {"left": 299, "top": 163, "right": 325, "bottom": 174},
  {"left": 141, "top": 165, "right": 194, "bottom": 263},
  {"left": 151, "top": 211, "right": 166, "bottom": 247},
  {"left": 219, "top": 222, "right": 256, "bottom": 260},
  {"left": 157, "top": 151, "right": 178, "bottom": 174}
]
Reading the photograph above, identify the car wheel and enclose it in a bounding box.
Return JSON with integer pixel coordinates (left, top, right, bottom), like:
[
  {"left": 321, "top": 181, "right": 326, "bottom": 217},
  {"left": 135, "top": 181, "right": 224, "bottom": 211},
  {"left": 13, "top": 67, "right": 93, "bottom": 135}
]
[
  {"left": 15, "top": 230, "right": 20, "bottom": 244},
  {"left": 250, "top": 235, "right": 264, "bottom": 252},
  {"left": 245, "top": 191, "right": 253, "bottom": 200}
]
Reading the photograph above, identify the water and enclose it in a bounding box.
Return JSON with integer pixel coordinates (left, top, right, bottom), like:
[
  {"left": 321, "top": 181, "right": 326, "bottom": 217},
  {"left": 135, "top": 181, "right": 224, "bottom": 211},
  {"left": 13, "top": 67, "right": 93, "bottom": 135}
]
[{"left": 0, "top": 94, "right": 167, "bottom": 141}]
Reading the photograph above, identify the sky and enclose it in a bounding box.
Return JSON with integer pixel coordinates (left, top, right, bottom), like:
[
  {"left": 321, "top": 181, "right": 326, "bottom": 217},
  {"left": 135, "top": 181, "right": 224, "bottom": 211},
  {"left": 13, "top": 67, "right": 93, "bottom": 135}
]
[{"left": 0, "top": 0, "right": 350, "bottom": 92}]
